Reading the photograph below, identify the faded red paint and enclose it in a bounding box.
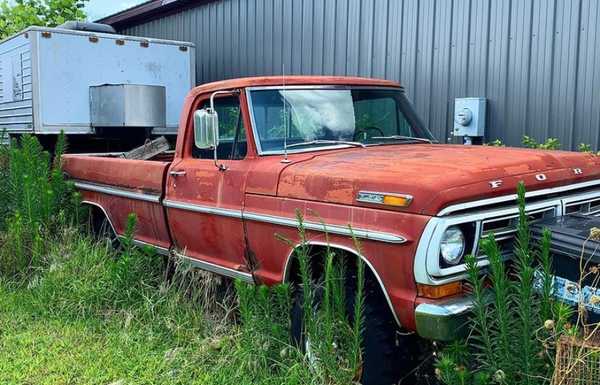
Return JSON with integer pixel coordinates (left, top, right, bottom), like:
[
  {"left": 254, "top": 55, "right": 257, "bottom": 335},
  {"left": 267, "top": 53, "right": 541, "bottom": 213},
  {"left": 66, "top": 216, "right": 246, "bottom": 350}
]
[{"left": 62, "top": 76, "right": 600, "bottom": 335}]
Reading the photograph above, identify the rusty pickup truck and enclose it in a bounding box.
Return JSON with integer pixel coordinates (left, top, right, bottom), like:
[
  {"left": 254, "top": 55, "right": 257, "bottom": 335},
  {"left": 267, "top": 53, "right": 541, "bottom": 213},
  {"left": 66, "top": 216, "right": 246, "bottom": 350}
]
[{"left": 63, "top": 76, "right": 600, "bottom": 384}]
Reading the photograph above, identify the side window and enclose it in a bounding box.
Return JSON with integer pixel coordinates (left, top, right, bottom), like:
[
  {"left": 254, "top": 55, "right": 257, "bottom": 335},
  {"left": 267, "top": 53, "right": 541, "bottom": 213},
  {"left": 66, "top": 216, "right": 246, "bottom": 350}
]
[{"left": 192, "top": 96, "right": 247, "bottom": 160}]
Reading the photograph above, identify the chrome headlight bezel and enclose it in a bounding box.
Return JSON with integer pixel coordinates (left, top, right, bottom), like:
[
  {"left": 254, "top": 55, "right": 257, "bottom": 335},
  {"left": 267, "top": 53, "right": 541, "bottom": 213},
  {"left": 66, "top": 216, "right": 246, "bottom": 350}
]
[{"left": 439, "top": 226, "right": 466, "bottom": 265}]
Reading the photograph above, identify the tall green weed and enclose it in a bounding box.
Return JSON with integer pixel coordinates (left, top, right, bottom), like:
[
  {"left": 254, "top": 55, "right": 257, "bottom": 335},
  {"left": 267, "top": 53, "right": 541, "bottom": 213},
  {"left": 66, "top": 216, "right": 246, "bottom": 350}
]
[
  {"left": 0, "top": 133, "right": 79, "bottom": 279},
  {"left": 437, "top": 182, "right": 571, "bottom": 385},
  {"left": 233, "top": 211, "right": 366, "bottom": 384}
]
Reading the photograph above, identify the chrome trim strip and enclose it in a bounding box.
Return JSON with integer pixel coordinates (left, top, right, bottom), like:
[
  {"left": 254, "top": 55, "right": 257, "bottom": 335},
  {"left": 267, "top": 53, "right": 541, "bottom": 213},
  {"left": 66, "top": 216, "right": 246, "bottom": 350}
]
[
  {"left": 243, "top": 211, "right": 407, "bottom": 244},
  {"left": 163, "top": 199, "right": 242, "bottom": 218},
  {"left": 74, "top": 181, "right": 161, "bottom": 203},
  {"left": 438, "top": 179, "right": 600, "bottom": 216},
  {"left": 132, "top": 239, "right": 170, "bottom": 255},
  {"left": 164, "top": 200, "right": 407, "bottom": 244},
  {"left": 282, "top": 241, "right": 402, "bottom": 327},
  {"left": 173, "top": 251, "right": 254, "bottom": 283},
  {"left": 415, "top": 296, "right": 474, "bottom": 317}
]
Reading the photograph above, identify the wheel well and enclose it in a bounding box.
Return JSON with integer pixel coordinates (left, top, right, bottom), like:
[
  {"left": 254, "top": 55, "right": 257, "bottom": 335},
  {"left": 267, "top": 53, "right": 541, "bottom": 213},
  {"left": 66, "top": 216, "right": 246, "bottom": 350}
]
[
  {"left": 84, "top": 202, "right": 116, "bottom": 236},
  {"left": 284, "top": 243, "right": 401, "bottom": 327}
]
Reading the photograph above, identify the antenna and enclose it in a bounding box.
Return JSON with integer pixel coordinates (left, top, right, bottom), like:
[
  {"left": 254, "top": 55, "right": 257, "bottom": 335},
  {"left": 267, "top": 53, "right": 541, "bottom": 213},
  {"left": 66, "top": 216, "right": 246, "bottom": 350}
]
[{"left": 281, "top": 64, "right": 291, "bottom": 163}]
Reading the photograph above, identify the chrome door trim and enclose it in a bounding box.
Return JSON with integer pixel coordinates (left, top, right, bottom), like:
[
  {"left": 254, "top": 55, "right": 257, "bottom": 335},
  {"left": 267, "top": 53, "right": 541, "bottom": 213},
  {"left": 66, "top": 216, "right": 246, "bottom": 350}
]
[
  {"left": 164, "top": 199, "right": 406, "bottom": 244},
  {"left": 74, "top": 181, "right": 161, "bottom": 203},
  {"left": 173, "top": 251, "right": 254, "bottom": 283},
  {"left": 437, "top": 179, "right": 600, "bottom": 216},
  {"left": 164, "top": 199, "right": 243, "bottom": 218}
]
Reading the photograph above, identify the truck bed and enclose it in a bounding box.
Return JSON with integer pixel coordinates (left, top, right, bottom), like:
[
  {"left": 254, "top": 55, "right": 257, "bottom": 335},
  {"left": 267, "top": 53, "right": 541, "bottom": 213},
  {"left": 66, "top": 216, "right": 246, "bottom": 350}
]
[{"left": 62, "top": 153, "right": 173, "bottom": 250}]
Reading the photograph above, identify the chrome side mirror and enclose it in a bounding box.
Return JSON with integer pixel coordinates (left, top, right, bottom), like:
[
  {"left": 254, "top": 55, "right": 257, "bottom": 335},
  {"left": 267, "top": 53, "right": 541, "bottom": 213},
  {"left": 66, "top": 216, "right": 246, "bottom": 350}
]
[
  {"left": 194, "top": 108, "right": 219, "bottom": 149},
  {"left": 194, "top": 90, "right": 231, "bottom": 171}
]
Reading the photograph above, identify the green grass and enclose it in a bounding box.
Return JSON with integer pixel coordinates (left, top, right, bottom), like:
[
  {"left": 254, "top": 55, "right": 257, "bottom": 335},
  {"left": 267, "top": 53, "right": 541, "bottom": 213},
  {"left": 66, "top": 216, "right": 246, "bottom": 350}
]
[
  {"left": 0, "top": 229, "right": 356, "bottom": 385},
  {"left": 0, "top": 134, "right": 366, "bottom": 385}
]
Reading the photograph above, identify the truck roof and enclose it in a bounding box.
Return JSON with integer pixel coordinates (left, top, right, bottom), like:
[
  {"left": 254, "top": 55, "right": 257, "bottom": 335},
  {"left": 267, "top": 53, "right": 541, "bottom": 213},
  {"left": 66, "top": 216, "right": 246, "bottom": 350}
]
[{"left": 189, "top": 76, "right": 402, "bottom": 97}]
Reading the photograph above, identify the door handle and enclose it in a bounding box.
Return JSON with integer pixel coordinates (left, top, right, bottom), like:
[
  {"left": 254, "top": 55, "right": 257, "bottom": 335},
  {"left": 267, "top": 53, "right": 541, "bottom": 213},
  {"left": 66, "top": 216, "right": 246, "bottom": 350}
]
[{"left": 169, "top": 170, "right": 186, "bottom": 177}]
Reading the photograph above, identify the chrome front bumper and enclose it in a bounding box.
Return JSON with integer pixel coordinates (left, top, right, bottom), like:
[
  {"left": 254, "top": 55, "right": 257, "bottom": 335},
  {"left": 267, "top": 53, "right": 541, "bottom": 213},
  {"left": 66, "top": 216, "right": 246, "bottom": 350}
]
[{"left": 414, "top": 295, "right": 475, "bottom": 341}]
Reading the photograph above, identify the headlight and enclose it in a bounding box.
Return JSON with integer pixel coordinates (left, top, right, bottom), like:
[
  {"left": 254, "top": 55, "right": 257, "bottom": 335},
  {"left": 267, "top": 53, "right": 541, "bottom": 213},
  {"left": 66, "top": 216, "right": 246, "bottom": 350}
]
[{"left": 440, "top": 226, "right": 466, "bottom": 265}]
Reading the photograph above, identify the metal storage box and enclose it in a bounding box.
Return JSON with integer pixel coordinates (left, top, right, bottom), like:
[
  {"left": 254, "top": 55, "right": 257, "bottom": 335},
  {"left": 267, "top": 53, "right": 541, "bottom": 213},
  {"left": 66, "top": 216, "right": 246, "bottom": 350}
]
[
  {"left": 90, "top": 84, "right": 166, "bottom": 128},
  {"left": 0, "top": 26, "right": 195, "bottom": 135}
]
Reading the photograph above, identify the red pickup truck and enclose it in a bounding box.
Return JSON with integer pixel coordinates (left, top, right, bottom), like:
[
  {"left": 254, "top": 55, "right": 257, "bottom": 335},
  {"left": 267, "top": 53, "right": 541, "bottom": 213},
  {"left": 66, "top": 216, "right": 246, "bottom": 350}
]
[{"left": 63, "top": 76, "right": 600, "bottom": 383}]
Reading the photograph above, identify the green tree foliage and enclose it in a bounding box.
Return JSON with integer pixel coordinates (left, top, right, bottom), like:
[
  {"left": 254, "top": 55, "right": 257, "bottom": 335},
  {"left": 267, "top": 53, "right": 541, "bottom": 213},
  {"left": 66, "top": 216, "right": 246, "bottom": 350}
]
[{"left": 0, "top": 0, "right": 88, "bottom": 39}]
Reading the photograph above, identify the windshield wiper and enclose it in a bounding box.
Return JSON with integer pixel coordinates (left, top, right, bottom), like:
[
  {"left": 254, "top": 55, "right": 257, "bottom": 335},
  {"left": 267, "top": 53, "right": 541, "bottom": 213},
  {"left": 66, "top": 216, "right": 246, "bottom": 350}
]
[
  {"left": 371, "top": 135, "right": 433, "bottom": 144},
  {"left": 286, "top": 140, "right": 366, "bottom": 149}
]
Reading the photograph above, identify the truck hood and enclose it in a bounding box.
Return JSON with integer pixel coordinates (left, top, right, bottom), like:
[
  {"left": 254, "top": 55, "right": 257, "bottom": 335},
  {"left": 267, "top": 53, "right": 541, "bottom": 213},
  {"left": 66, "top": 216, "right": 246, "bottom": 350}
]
[{"left": 276, "top": 144, "right": 600, "bottom": 216}]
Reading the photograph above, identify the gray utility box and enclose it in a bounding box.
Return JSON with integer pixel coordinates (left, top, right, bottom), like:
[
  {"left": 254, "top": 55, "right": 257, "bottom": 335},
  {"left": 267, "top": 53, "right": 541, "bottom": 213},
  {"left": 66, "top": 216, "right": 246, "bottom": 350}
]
[
  {"left": 0, "top": 26, "right": 195, "bottom": 136},
  {"left": 453, "top": 97, "right": 486, "bottom": 137},
  {"left": 90, "top": 85, "right": 166, "bottom": 128}
]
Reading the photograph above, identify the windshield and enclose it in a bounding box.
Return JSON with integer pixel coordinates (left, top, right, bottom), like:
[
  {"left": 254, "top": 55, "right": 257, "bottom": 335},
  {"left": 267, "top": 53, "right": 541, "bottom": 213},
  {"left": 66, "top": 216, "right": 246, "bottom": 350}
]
[{"left": 248, "top": 87, "right": 435, "bottom": 154}]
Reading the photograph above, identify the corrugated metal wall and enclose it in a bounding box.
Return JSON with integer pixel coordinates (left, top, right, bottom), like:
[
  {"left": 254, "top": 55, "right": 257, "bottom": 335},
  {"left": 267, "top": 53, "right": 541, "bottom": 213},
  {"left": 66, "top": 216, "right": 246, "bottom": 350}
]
[{"left": 120, "top": 0, "right": 600, "bottom": 149}]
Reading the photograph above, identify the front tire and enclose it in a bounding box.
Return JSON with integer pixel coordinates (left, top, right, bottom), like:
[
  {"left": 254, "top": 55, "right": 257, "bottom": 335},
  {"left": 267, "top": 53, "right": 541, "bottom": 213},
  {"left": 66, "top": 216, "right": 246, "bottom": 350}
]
[{"left": 291, "top": 276, "right": 420, "bottom": 385}]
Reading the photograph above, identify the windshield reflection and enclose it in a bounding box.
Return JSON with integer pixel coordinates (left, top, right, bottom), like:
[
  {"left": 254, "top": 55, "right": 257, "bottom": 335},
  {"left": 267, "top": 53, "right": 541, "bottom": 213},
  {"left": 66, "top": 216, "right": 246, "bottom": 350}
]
[{"left": 248, "top": 87, "right": 434, "bottom": 153}]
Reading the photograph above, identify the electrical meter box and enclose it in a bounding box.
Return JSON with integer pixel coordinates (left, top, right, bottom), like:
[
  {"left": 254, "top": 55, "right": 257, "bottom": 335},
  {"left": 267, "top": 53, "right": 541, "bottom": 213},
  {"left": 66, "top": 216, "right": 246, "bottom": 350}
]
[
  {"left": 0, "top": 26, "right": 195, "bottom": 136},
  {"left": 453, "top": 97, "right": 486, "bottom": 137}
]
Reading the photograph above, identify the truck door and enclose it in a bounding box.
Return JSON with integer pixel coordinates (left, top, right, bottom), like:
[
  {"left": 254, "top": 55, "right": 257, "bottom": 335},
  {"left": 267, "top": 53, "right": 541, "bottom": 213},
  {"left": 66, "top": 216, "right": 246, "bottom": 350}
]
[{"left": 164, "top": 93, "right": 253, "bottom": 282}]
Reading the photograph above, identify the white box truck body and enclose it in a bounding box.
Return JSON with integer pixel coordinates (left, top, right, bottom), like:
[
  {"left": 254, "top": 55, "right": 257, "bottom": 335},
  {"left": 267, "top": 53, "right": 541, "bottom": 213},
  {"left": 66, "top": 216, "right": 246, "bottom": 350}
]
[{"left": 0, "top": 25, "right": 195, "bottom": 145}]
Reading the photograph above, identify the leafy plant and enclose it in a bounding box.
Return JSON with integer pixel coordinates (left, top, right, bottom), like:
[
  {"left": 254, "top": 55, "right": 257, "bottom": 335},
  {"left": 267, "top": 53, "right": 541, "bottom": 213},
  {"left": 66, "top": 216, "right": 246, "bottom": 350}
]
[
  {"left": 578, "top": 143, "right": 593, "bottom": 153},
  {"left": 0, "top": 0, "right": 88, "bottom": 39},
  {"left": 522, "top": 135, "right": 561, "bottom": 150},
  {"left": 485, "top": 139, "right": 505, "bottom": 147}
]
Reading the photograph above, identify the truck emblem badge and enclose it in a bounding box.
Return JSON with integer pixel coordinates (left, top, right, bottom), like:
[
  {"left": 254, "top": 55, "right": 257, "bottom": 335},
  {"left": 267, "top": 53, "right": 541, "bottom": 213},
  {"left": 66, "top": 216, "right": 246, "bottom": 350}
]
[
  {"left": 489, "top": 180, "right": 503, "bottom": 189},
  {"left": 573, "top": 168, "right": 583, "bottom": 175},
  {"left": 535, "top": 173, "right": 547, "bottom": 181}
]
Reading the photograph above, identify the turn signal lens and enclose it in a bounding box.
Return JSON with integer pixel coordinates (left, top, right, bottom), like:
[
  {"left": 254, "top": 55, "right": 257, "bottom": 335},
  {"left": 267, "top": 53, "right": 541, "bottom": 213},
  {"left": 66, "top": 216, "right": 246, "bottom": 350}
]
[
  {"left": 417, "top": 282, "right": 463, "bottom": 299},
  {"left": 357, "top": 191, "right": 413, "bottom": 207},
  {"left": 383, "top": 195, "right": 412, "bottom": 207}
]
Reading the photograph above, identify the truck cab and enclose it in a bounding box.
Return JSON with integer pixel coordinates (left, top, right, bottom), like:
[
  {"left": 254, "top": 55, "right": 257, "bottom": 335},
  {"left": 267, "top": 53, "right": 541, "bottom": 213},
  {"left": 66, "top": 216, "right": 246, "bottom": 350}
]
[{"left": 62, "top": 76, "right": 600, "bottom": 384}]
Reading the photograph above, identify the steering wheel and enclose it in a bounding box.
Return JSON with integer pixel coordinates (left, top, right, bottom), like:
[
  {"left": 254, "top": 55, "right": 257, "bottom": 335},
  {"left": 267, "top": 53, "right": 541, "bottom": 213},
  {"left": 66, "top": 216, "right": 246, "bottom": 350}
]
[{"left": 353, "top": 126, "right": 385, "bottom": 142}]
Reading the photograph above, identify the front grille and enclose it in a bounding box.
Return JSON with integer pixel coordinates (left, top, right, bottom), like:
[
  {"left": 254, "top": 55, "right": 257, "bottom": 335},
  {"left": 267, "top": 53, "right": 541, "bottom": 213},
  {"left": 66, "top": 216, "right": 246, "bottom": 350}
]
[
  {"left": 423, "top": 184, "right": 600, "bottom": 283},
  {"left": 478, "top": 206, "right": 557, "bottom": 256},
  {"left": 565, "top": 197, "right": 600, "bottom": 216}
]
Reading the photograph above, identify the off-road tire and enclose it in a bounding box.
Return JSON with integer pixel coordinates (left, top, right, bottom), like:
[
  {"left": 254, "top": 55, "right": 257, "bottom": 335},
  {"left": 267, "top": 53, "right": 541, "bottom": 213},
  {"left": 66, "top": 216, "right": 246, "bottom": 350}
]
[{"left": 291, "top": 277, "right": 419, "bottom": 385}]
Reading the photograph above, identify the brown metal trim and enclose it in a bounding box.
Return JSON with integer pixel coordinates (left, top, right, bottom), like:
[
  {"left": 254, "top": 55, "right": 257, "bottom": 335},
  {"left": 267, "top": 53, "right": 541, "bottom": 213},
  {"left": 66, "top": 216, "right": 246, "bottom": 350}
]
[{"left": 97, "top": 0, "right": 216, "bottom": 30}]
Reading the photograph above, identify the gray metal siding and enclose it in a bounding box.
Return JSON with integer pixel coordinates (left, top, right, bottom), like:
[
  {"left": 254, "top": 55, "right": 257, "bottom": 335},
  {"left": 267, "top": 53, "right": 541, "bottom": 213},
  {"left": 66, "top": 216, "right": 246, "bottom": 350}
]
[{"left": 120, "top": 0, "right": 600, "bottom": 149}]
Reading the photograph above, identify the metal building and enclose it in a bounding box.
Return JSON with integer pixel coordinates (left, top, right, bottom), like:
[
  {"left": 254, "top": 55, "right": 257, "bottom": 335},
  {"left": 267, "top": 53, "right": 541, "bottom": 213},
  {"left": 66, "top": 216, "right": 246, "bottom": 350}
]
[{"left": 101, "top": 0, "right": 600, "bottom": 150}]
